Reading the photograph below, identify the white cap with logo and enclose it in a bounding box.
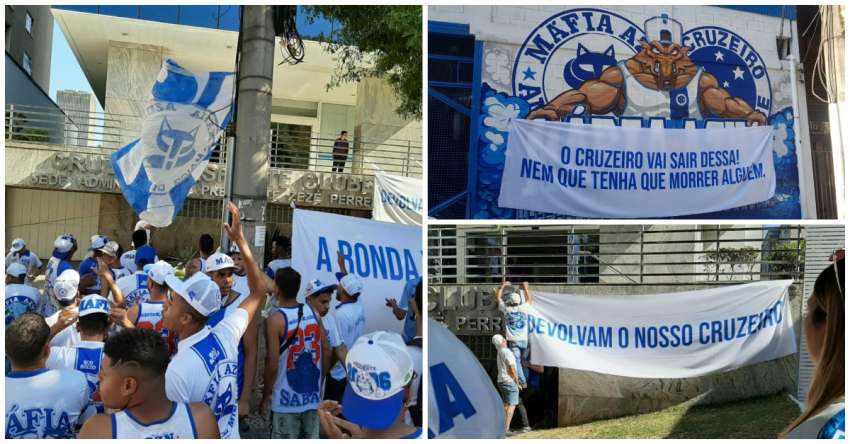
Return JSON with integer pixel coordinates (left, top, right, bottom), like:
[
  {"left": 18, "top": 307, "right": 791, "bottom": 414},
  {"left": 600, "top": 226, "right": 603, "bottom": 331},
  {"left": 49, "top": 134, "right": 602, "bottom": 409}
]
[
  {"left": 9, "top": 238, "right": 25, "bottom": 253},
  {"left": 342, "top": 331, "right": 414, "bottom": 430},
  {"left": 6, "top": 263, "right": 27, "bottom": 278},
  {"left": 54, "top": 269, "right": 81, "bottom": 303},
  {"left": 89, "top": 235, "right": 109, "bottom": 251},
  {"left": 146, "top": 260, "right": 175, "bottom": 285},
  {"left": 339, "top": 273, "right": 363, "bottom": 297},
  {"left": 205, "top": 252, "right": 236, "bottom": 273},
  {"left": 305, "top": 278, "right": 337, "bottom": 298},
  {"left": 165, "top": 272, "right": 222, "bottom": 317},
  {"left": 98, "top": 240, "right": 120, "bottom": 257},
  {"left": 79, "top": 295, "right": 110, "bottom": 317}
]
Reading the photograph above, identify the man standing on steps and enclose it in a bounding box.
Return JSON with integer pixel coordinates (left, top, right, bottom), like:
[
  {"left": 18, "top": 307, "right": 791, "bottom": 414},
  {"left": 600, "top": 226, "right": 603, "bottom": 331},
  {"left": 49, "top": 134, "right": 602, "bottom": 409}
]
[{"left": 161, "top": 202, "right": 268, "bottom": 439}]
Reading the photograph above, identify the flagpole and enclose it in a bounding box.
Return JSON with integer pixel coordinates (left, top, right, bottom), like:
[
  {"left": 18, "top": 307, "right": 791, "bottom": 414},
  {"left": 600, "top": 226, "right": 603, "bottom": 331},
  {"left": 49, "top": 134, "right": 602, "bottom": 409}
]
[{"left": 227, "top": 5, "right": 275, "bottom": 261}]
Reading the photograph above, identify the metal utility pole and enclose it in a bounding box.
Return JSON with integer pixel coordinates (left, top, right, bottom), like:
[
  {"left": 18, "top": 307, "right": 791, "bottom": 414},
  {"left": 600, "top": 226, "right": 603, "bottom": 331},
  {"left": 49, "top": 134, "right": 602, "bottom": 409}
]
[{"left": 225, "top": 5, "right": 275, "bottom": 260}]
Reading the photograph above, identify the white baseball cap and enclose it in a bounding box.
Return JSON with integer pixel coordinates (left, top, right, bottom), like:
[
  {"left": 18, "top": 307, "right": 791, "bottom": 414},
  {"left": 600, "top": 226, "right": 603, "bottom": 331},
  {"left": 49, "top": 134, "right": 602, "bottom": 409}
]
[
  {"left": 98, "top": 240, "right": 120, "bottom": 257},
  {"left": 120, "top": 250, "right": 137, "bottom": 273},
  {"left": 53, "top": 234, "right": 77, "bottom": 259},
  {"left": 146, "top": 260, "right": 175, "bottom": 285},
  {"left": 305, "top": 279, "right": 336, "bottom": 298},
  {"left": 6, "top": 263, "right": 27, "bottom": 278},
  {"left": 342, "top": 331, "right": 414, "bottom": 430},
  {"left": 339, "top": 273, "right": 363, "bottom": 297},
  {"left": 9, "top": 238, "right": 25, "bottom": 253},
  {"left": 165, "top": 272, "right": 222, "bottom": 317},
  {"left": 89, "top": 234, "right": 109, "bottom": 251},
  {"left": 54, "top": 269, "right": 81, "bottom": 303},
  {"left": 205, "top": 252, "right": 236, "bottom": 273},
  {"left": 79, "top": 295, "right": 110, "bottom": 317},
  {"left": 507, "top": 292, "right": 522, "bottom": 305},
  {"left": 491, "top": 334, "right": 505, "bottom": 347}
]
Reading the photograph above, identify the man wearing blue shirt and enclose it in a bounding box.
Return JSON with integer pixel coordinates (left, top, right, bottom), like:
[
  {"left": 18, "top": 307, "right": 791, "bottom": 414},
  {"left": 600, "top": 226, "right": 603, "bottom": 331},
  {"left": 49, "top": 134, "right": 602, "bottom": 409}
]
[{"left": 385, "top": 277, "right": 421, "bottom": 343}]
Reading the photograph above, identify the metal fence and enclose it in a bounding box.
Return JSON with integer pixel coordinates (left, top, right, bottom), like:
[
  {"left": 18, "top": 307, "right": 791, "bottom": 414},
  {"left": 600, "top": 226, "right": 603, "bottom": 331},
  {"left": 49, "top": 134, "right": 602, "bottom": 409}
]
[
  {"left": 429, "top": 225, "right": 806, "bottom": 285},
  {"left": 5, "top": 104, "right": 422, "bottom": 177}
]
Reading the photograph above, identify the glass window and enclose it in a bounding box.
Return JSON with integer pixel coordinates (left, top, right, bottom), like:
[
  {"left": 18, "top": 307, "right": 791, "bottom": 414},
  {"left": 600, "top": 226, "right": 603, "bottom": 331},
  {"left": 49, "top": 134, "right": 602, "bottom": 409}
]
[
  {"left": 24, "top": 12, "right": 33, "bottom": 34},
  {"left": 22, "top": 52, "right": 32, "bottom": 75}
]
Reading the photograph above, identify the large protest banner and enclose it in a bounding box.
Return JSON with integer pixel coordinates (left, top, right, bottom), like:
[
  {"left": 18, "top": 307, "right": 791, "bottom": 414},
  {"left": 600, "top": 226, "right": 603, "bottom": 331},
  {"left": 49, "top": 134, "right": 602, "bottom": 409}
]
[
  {"left": 428, "top": 319, "right": 505, "bottom": 439},
  {"left": 112, "top": 59, "right": 234, "bottom": 227},
  {"left": 291, "top": 209, "right": 422, "bottom": 334},
  {"left": 527, "top": 281, "right": 796, "bottom": 379},
  {"left": 373, "top": 173, "right": 423, "bottom": 225},
  {"left": 498, "top": 119, "right": 776, "bottom": 218}
]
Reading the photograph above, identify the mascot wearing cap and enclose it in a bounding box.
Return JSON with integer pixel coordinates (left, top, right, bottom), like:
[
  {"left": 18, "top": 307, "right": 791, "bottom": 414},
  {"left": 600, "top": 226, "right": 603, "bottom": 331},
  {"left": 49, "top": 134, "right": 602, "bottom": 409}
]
[{"left": 528, "top": 13, "right": 767, "bottom": 126}]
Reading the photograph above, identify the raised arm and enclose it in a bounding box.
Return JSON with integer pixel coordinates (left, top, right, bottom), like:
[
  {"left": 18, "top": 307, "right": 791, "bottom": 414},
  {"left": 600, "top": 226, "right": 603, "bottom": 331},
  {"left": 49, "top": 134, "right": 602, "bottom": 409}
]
[
  {"left": 98, "top": 258, "right": 125, "bottom": 307},
  {"left": 336, "top": 251, "right": 349, "bottom": 276},
  {"left": 224, "top": 202, "right": 268, "bottom": 324},
  {"left": 495, "top": 281, "right": 509, "bottom": 302},
  {"left": 522, "top": 281, "right": 533, "bottom": 305}
]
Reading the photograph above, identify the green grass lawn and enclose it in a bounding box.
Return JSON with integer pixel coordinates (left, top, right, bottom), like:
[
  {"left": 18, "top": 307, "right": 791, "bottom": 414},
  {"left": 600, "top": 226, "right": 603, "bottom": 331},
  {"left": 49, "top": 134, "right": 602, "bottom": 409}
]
[{"left": 513, "top": 392, "right": 802, "bottom": 439}]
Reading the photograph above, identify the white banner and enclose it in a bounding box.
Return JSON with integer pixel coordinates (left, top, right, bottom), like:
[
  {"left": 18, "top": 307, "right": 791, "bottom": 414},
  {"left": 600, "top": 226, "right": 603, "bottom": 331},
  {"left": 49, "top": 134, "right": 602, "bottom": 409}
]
[
  {"left": 527, "top": 281, "right": 796, "bottom": 379},
  {"left": 498, "top": 119, "right": 776, "bottom": 218},
  {"left": 373, "top": 173, "right": 423, "bottom": 226},
  {"left": 428, "top": 319, "right": 505, "bottom": 439},
  {"left": 291, "top": 209, "right": 422, "bottom": 334}
]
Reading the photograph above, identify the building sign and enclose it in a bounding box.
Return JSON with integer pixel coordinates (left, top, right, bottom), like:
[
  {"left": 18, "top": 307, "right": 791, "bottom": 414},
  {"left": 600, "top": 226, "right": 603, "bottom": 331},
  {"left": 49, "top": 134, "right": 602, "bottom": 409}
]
[
  {"left": 429, "top": 285, "right": 504, "bottom": 335},
  {"left": 6, "top": 147, "right": 374, "bottom": 211},
  {"left": 473, "top": 7, "right": 802, "bottom": 219}
]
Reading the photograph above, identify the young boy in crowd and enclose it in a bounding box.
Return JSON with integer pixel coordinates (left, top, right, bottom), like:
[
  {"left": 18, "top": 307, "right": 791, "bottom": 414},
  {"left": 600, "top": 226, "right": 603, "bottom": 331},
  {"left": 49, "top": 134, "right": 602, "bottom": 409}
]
[{"left": 78, "top": 329, "right": 219, "bottom": 438}]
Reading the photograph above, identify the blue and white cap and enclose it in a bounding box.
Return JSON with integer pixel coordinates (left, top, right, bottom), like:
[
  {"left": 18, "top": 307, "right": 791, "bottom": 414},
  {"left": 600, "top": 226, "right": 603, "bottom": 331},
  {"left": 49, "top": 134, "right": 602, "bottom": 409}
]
[
  {"left": 6, "top": 262, "right": 27, "bottom": 278},
  {"left": 9, "top": 238, "right": 25, "bottom": 253},
  {"left": 52, "top": 234, "right": 77, "bottom": 259},
  {"left": 305, "top": 279, "right": 336, "bottom": 298},
  {"left": 54, "top": 269, "right": 81, "bottom": 302},
  {"left": 228, "top": 243, "right": 240, "bottom": 255},
  {"left": 205, "top": 252, "right": 236, "bottom": 272},
  {"left": 339, "top": 273, "right": 363, "bottom": 297},
  {"left": 79, "top": 295, "right": 110, "bottom": 317},
  {"left": 342, "top": 331, "right": 414, "bottom": 430},
  {"left": 165, "top": 272, "right": 221, "bottom": 317},
  {"left": 89, "top": 234, "right": 109, "bottom": 251}
]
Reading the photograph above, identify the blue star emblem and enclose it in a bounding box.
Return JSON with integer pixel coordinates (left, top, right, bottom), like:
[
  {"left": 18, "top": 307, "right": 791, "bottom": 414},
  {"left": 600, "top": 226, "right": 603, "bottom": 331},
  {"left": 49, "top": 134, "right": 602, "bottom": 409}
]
[{"left": 522, "top": 67, "right": 536, "bottom": 81}]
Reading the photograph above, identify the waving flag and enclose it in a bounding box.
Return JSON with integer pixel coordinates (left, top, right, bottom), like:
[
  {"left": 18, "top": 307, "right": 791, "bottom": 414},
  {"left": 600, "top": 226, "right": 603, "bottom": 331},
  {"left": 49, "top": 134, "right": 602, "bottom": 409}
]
[{"left": 111, "top": 59, "right": 234, "bottom": 227}]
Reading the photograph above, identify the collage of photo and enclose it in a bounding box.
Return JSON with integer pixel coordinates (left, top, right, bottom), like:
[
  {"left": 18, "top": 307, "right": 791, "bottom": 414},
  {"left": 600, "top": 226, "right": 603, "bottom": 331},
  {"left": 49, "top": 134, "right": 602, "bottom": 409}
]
[{"left": 3, "top": 2, "right": 846, "bottom": 441}]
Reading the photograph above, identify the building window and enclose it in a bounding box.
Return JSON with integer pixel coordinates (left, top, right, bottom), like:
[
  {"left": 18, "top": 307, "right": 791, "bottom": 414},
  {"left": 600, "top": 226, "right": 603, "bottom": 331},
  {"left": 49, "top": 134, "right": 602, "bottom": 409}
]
[
  {"left": 269, "top": 123, "right": 311, "bottom": 169},
  {"left": 25, "top": 12, "right": 33, "bottom": 35},
  {"left": 22, "top": 52, "right": 32, "bottom": 75}
]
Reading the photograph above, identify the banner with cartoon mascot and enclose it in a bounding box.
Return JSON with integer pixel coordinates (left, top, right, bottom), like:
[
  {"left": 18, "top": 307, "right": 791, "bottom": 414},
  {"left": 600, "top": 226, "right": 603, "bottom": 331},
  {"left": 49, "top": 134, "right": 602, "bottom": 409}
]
[{"left": 456, "top": 7, "right": 803, "bottom": 219}]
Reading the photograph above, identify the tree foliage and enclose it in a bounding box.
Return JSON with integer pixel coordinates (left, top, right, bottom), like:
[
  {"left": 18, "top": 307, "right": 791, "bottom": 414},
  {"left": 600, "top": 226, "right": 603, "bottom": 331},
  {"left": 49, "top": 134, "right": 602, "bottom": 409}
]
[{"left": 302, "top": 6, "right": 422, "bottom": 119}]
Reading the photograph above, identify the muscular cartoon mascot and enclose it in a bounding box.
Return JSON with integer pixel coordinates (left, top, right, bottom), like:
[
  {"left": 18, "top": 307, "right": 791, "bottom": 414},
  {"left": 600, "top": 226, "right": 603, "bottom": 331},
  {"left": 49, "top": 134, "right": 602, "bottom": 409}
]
[{"left": 528, "top": 14, "right": 767, "bottom": 126}]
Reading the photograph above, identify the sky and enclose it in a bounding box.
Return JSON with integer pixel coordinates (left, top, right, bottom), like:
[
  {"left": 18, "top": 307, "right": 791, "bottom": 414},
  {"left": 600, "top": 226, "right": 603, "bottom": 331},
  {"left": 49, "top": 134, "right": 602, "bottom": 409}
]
[{"left": 48, "top": 21, "right": 102, "bottom": 112}]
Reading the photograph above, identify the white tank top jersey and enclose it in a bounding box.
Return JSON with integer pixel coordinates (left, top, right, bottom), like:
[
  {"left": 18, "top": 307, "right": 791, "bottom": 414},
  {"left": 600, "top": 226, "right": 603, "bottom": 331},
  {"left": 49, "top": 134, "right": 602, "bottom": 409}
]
[
  {"left": 5, "top": 368, "right": 90, "bottom": 438},
  {"left": 271, "top": 304, "right": 323, "bottom": 414},
  {"left": 165, "top": 308, "right": 249, "bottom": 439},
  {"left": 135, "top": 300, "right": 165, "bottom": 331},
  {"left": 111, "top": 402, "right": 198, "bottom": 439},
  {"left": 115, "top": 272, "right": 150, "bottom": 307},
  {"left": 330, "top": 301, "right": 366, "bottom": 381},
  {"left": 46, "top": 341, "right": 105, "bottom": 411},
  {"left": 618, "top": 62, "right": 704, "bottom": 119},
  {"left": 5, "top": 283, "right": 43, "bottom": 326}
]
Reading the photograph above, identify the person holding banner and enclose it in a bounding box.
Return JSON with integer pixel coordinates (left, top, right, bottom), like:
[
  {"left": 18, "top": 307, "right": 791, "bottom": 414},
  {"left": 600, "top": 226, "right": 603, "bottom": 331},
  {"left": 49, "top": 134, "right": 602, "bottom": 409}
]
[
  {"left": 324, "top": 252, "right": 366, "bottom": 404},
  {"left": 496, "top": 281, "right": 533, "bottom": 388},
  {"left": 783, "top": 258, "right": 844, "bottom": 439},
  {"left": 493, "top": 333, "right": 521, "bottom": 434}
]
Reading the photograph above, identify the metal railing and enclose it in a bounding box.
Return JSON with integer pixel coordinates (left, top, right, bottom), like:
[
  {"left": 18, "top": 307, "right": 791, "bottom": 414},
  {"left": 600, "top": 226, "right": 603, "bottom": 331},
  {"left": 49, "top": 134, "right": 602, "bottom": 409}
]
[
  {"left": 5, "top": 104, "right": 422, "bottom": 177},
  {"left": 428, "top": 225, "right": 806, "bottom": 285}
]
